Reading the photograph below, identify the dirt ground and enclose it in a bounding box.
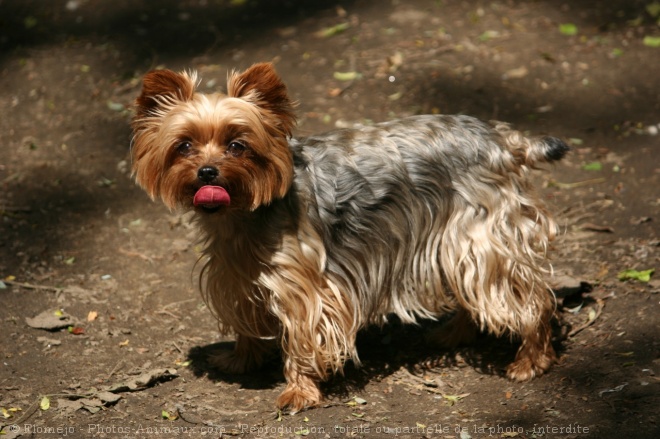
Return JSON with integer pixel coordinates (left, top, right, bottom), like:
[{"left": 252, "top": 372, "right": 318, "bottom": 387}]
[{"left": 1, "top": 1, "right": 659, "bottom": 438}]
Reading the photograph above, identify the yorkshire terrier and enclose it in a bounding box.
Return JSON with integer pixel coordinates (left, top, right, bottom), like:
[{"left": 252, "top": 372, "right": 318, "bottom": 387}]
[{"left": 131, "top": 62, "right": 568, "bottom": 412}]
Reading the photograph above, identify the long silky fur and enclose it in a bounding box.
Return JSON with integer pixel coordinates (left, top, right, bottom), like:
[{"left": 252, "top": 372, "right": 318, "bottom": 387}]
[
  {"left": 197, "top": 114, "right": 561, "bottom": 372},
  {"left": 131, "top": 64, "right": 566, "bottom": 412}
]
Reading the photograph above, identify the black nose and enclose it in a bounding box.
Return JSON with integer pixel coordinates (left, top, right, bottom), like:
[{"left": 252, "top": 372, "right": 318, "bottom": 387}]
[{"left": 197, "top": 166, "right": 219, "bottom": 183}]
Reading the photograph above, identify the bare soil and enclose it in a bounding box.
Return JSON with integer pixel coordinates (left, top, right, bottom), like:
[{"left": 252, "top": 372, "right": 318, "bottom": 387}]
[{"left": 1, "top": 1, "right": 658, "bottom": 438}]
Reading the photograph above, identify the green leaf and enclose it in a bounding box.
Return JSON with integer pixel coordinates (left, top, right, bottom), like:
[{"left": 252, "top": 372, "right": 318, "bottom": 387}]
[
  {"left": 617, "top": 269, "right": 655, "bottom": 282},
  {"left": 587, "top": 308, "right": 597, "bottom": 322},
  {"left": 333, "top": 71, "right": 362, "bottom": 82},
  {"left": 582, "top": 162, "right": 603, "bottom": 171},
  {"left": 316, "top": 22, "right": 350, "bottom": 38},
  {"left": 478, "top": 30, "right": 499, "bottom": 41},
  {"left": 346, "top": 396, "right": 367, "bottom": 406},
  {"left": 646, "top": 2, "right": 660, "bottom": 18},
  {"left": 643, "top": 36, "right": 660, "bottom": 47},
  {"left": 40, "top": 396, "right": 50, "bottom": 411},
  {"left": 442, "top": 392, "right": 470, "bottom": 406},
  {"left": 559, "top": 23, "right": 578, "bottom": 36},
  {"left": 97, "top": 177, "right": 114, "bottom": 187},
  {"left": 107, "top": 101, "right": 125, "bottom": 112},
  {"left": 24, "top": 16, "right": 38, "bottom": 29}
]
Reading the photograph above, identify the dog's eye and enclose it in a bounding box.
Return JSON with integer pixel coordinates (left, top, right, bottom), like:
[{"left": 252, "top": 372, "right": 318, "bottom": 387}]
[
  {"left": 176, "top": 141, "right": 193, "bottom": 156},
  {"left": 227, "top": 141, "right": 246, "bottom": 157}
]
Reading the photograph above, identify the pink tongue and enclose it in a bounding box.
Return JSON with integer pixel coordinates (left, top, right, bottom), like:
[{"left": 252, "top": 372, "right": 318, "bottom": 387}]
[{"left": 193, "top": 186, "right": 230, "bottom": 208}]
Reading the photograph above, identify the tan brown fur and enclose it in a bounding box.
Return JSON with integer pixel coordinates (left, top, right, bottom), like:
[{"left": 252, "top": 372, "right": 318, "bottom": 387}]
[{"left": 131, "top": 62, "right": 567, "bottom": 413}]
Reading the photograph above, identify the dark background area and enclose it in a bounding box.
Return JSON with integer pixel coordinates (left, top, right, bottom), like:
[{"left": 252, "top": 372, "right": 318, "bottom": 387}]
[{"left": 1, "top": 1, "right": 658, "bottom": 438}]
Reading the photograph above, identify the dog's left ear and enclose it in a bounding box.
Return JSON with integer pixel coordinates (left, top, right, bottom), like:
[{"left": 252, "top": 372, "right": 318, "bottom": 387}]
[
  {"left": 228, "top": 63, "right": 296, "bottom": 137},
  {"left": 134, "top": 69, "right": 197, "bottom": 120}
]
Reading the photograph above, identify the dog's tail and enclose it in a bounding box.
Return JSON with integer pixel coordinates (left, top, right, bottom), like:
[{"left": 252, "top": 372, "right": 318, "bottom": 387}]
[
  {"left": 536, "top": 136, "right": 570, "bottom": 162},
  {"left": 494, "top": 123, "right": 569, "bottom": 167}
]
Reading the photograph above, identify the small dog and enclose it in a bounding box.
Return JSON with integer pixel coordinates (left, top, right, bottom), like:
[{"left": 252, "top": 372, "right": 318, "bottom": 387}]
[{"left": 131, "top": 62, "right": 567, "bottom": 412}]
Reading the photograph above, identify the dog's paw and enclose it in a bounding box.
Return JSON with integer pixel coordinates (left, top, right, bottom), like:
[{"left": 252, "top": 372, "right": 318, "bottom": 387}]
[
  {"left": 276, "top": 380, "right": 322, "bottom": 414},
  {"left": 506, "top": 350, "right": 556, "bottom": 381}
]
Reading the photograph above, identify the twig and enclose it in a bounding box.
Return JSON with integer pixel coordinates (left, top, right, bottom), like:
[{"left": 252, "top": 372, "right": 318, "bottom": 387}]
[
  {"left": 3, "top": 400, "right": 38, "bottom": 427},
  {"left": 549, "top": 178, "right": 606, "bottom": 189},
  {"left": 580, "top": 223, "right": 615, "bottom": 233},
  {"left": 568, "top": 299, "right": 604, "bottom": 337},
  {"left": 157, "top": 309, "right": 181, "bottom": 320},
  {"left": 162, "top": 298, "right": 196, "bottom": 310},
  {"left": 3, "top": 280, "right": 63, "bottom": 293},
  {"left": 321, "top": 401, "right": 349, "bottom": 408},
  {"left": 41, "top": 392, "right": 96, "bottom": 400},
  {"left": 107, "top": 360, "right": 125, "bottom": 380},
  {"left": 0, "top": 204, "right": 31, "bottom": 212},
  {"left": 201, "top": 404, "right": 258, "bottom": 416},
  {"left": 395, "top": 367, "right": 448, "bottom": 394},
  {"left": 175, "top": 404, "right": 204, "bottom": 425},
  {"left": 399, "top": 367, "right": 440, "bottom": 388},
  {"left": 400, "top": 367, "right": 438, "bottom": 387},
  {"left": 171, "top": 341, "right": 183, "bottom": 354},
  {"left": 2, "top": 391, "right": 95, "bottom": 428}
]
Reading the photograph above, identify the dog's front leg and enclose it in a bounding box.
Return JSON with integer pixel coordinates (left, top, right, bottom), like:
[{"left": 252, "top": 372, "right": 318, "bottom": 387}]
[
  {"left": 260, "top": 227, "right": 358, "bottom": 413},
  {"left": 271, "top": 277, "right": 356, "bottom": 413},
  {"left": 264, "top": 259, "right": 356, "bottom": 411},
  {"left": 276, "top": 359, "right": 324, "bottom": 413}
]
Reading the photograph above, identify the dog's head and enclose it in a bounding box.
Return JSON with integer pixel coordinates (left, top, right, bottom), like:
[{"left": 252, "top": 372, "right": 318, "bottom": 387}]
[{"left": 131, "top": 63, "right": 296, "bottom": 213}]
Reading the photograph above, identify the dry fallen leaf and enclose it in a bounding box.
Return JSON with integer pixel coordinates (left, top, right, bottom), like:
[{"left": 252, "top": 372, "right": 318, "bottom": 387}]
[
  {"left": 388, "top": 52, "right": 404, "bottom": 72},
  {"left": 580, "top": 223, "right": 615, "bottom": 233},
  {"left": 26, "top": 310, "right": 75, "bottom": 331},
  {"left": 105, "top": 368, "right": 179, "bottom": 393},
  {"left": 68, "top": 326, "right": 85, "bottom": 335},
  {"left": 502, "top": 66, "right": 528, "bottom": 80}
]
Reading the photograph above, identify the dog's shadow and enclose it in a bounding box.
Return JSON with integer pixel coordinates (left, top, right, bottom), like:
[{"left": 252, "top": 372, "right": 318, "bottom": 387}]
[
  {"left": 188, "top": 341, "right": 284, "bottom": 391},
  {"left": 187, "top": 306, "right": 574, "bottom": 402}
]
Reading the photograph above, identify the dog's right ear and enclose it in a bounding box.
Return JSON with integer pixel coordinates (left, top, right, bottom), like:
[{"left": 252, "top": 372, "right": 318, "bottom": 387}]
[{"left": 134, "top": 69, "right": 196, "bottom": 119}]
